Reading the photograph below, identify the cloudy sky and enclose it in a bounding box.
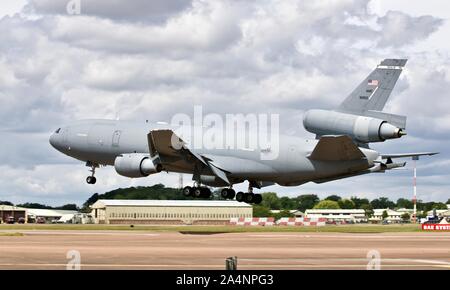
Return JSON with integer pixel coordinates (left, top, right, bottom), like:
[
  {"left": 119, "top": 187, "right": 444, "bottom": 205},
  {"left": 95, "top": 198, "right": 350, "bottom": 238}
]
[{"left": 0, "top": 0, "right": 449, "bottom": 206}]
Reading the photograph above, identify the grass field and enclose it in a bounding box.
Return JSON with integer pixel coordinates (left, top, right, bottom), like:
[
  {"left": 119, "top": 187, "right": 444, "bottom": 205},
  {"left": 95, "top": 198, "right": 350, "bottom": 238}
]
[
  {"left": 0, "top": 232, "right": 24, "bottom": 236},
  {"left": 0, "top": 223, "right": 426, "bottom": 233}
]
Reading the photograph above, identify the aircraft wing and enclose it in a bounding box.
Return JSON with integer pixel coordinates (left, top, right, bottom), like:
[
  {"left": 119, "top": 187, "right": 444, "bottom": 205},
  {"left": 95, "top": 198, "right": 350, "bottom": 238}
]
[
  {"left": 147, "top": 129, "right": 230, "bottom": 184},
  {"left": 147, "top": 129, "right": 207, "bottom": 165},
  {"left": 308, "top": 135, "right": 366, "bottom": 161},
  {"left": 380, "top": 152, "right": 439, "bottom": 159}
]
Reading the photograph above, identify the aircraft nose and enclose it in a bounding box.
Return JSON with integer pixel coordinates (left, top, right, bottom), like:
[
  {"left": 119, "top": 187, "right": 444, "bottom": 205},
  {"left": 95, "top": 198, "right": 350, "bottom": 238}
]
[
  {"left": 49, "top": 128, "right": 64, "bottom": 151},
  {"left": 49, "top": 133, "right": 58, "bottom": 149}
]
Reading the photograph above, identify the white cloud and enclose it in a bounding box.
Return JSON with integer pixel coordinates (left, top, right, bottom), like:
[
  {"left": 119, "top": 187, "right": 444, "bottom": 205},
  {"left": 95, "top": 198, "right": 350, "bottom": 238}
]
[{"left": 0, "top": 0, "right": 448, "bottom": 205}]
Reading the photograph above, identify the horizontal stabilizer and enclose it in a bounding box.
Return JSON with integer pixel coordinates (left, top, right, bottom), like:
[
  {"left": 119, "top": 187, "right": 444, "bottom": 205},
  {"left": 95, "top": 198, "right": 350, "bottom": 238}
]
[
  {"left": 308, "top": 135, "right": 365, "bottom": 161},
  {"left": 365, "top": 110, "right": 407, "bottom": 129},
  {"left": 381, "top": 152, "right": 439, "bottom": 159}
]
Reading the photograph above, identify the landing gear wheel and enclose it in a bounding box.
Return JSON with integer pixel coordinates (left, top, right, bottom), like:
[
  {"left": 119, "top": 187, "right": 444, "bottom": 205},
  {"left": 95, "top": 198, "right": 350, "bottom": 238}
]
[
  {"left": 201, "top": 187, "right": 212, "bottom": 198},
  {"left": 86, "top": 176, "right": 96, "bottom": 184},
  {"left": 227, "top": 189, "right": 236, "bottom": 199},
  {"left": 236, "top": 192, "right": 245, "bottom": 202},
  {"left": 244, "top": 192, "right": 254, "bottom": 203},
  {"left": 193, "top": 187, "right": 203, "bottom": 198},
  {"left": 221, "top": 188, "right": 229, "bottom": 199},
  {"left": 253, "top": 194, "right": 262, "bottom": 204},
  {"left": 182, "top": 186, "right": 192, "bottom": 197},
  {"left": 221, "top": 188, "right": 236, "bottom": 199}
]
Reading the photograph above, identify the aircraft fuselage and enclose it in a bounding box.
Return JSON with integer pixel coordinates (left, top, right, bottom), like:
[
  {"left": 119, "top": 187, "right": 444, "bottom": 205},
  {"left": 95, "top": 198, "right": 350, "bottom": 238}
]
[{"left": 49, "top": 119, "right": 379, "bottom": 187}]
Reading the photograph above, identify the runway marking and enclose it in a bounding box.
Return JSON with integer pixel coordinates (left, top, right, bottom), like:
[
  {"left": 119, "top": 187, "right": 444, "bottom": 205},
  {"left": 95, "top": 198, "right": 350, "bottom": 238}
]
[
  {"left": 240, "top": 258, "right": 450, "bottom": 264},
  {"left": 0, "top": 258, "right": 448, "bottom": 269},
  {"left": 0, "top": 263, "right": 446, "bottom": 269},
  {"left": 12, "top": 231, "right": 160, "bottom": 237},
  {"left": 245, "top": 234, "right": 450, "bottom": 239}
]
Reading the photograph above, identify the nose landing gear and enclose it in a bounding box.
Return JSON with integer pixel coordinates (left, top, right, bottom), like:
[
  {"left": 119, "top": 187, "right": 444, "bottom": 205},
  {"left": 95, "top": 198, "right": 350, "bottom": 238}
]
[{"left": 86, "top": 162, "right": 98, "bottom": 184}]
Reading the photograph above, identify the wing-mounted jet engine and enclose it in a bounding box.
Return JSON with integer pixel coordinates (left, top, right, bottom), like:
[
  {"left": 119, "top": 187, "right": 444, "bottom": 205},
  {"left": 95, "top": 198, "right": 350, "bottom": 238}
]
[{"left": 114, "top": 153, "right": 162, "bottom": 178}]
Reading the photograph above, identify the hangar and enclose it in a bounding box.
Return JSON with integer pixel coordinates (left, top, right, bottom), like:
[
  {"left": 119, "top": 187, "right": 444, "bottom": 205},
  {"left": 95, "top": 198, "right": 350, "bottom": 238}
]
[
  {"left": 0, "top": 205, "right": 27, "bottom": 223},
  {"left": 305, "top": 209, "right": 367, "bottom": 223},
  {"left": 25, "top": 208, "right": 79, "bottom": 223},
  {"left": 90, "top": 199, "right": 253, "bottom": 225}
]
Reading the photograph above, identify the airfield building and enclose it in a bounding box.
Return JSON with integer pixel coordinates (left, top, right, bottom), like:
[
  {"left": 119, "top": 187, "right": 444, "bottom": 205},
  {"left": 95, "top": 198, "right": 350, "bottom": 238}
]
[
  {"left": 25, "top": 208, "right": 79, "bottom": 223},
  {"left": 0, "top": 205, "right": 27, "bottom": 223},
  {"left": 370, "top": 209, "right": 403, "bottom": 223},
  {"left": 305, "top": 209, "right": 367, "bottom": 223},
  {"left": 90, "top": 199, "right": 253, "bottom": 225}
]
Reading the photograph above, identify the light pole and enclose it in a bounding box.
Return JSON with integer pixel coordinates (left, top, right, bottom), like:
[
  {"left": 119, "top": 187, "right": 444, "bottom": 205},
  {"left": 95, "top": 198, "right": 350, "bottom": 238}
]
[{"left": 412, "top": 156, "right": 419, "bottom": 223}]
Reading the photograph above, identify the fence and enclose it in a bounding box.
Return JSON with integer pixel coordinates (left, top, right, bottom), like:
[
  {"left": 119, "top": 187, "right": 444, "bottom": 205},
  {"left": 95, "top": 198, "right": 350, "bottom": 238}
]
[
  {"left": 229, "top": 217, "right": 326, "bottom": 226},
  {"left": 229, "top": 217, "right": 275, "bottom": 226}
]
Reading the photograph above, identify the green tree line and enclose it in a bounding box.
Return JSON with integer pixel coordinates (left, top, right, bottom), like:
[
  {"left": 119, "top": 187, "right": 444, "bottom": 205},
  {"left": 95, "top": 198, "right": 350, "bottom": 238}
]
[{"left": 1, "top": 185, "right": 448, "bottom": 216}]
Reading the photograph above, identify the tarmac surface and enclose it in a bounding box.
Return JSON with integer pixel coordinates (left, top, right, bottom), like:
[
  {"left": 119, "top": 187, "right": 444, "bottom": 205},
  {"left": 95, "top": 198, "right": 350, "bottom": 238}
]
[{"left": 0, "top": 230, "right": 449, "bottom": 269}]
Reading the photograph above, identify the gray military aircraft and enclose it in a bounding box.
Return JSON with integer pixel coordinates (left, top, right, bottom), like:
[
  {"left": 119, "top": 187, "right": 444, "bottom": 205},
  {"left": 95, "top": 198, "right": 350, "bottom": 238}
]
[{"left": 49, "top": 59, "right": 437, "bottom": 204}]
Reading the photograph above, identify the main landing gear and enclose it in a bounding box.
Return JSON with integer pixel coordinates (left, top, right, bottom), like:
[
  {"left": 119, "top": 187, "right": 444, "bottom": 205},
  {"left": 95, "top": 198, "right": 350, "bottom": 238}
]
[
  {"left": 86, "top": 162, "right": 98, "bottom": 184},
  {"left": 182, "top": 184, "right": 212, "bottom": 199},
  {"left": 222, "top": 186, "right": 262, "bottom": 204}
]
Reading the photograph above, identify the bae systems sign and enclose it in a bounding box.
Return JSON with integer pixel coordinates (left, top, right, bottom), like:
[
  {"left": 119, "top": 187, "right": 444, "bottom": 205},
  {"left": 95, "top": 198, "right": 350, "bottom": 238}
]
[{"left": 422, "top": 224, "right": 450, "bottom": 231}]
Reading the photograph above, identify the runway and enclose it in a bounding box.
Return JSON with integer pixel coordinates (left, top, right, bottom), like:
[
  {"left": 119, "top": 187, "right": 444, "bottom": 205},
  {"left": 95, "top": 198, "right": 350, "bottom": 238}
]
[{"left": 0, "top": 230, "right": 449, "bottom": 269}]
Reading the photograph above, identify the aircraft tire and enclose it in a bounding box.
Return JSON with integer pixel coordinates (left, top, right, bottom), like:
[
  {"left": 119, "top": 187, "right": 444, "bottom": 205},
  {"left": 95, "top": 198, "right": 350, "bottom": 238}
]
[
  {"left": 193, "top": 187, "right": 203, "bottom": 198},
  {"left": 201, "top": 187, "right": 212, "bottom": 198},
  {"left": 86, "top": 176, "right": 96, "bottom": 184},
  {"left": 244, "top": 192, "right": 254, "bottom": 203},
  {"left": 253, "top": 194, "right": 262, "bottom": 204},
  {"left": 221, "top": 188, "right": 229, "bottom": 199},
  {"left": 182, "top": 186, "right": 192, "bottom": 197},
  {"left": 227, "top": 189, "right": 236, "bottom": 199},
  {"left": 236, "top": 192, "right": 245, "bottom": 202}
]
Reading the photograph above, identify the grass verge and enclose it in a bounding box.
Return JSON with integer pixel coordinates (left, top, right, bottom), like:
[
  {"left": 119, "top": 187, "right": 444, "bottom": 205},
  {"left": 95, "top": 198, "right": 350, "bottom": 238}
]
[
  {"left": 0, "top": 223, "right": 424, "bottom": 233},
  {"left": 0, "top": 232, "right": 24, "bottom": 237}
]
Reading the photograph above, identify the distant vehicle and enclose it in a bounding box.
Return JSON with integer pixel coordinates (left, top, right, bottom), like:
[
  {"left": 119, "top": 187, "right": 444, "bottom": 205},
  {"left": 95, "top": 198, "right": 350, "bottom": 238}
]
[
  {"left": 17, "top": 217, "right": 25, "bottom": 224},
  {"left": 36, "top": 217, "right": 46, "bottom": 224},
  {"left": 6, "top": 217, "right": 15, "bottom": 224},
  {"left": 382, "top": 220, "right": 390, "bottom": 225},
  {"left": 423, "top": 218, "right": 442, "bottom": 224},
  {"left": 421, "top": 215, "right": 440, "bottom": 224},
  {"left": 72, "top": 213, "right": 94, "bottom": 224}
]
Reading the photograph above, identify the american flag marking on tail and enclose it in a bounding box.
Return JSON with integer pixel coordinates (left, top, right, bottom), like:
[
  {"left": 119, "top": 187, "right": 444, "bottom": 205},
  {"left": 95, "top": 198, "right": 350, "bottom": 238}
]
[{"left": 367, "top": 79, "right": 379, "bottom": 86}]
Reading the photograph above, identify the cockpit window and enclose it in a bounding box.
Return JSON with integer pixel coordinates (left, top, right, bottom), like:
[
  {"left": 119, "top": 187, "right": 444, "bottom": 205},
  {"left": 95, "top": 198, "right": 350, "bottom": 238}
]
[{"left": 55, "top": 128, "right": 61, "bottom": 134}]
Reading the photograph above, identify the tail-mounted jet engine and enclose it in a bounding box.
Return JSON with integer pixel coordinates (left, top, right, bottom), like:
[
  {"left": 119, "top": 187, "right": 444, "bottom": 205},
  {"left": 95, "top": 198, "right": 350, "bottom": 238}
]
[
  {"left": 303, "top": 109, "right": 406, "bottom": 143},
  {"left": 114, "top": 153, "right": 162, "bottom": 178}
]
